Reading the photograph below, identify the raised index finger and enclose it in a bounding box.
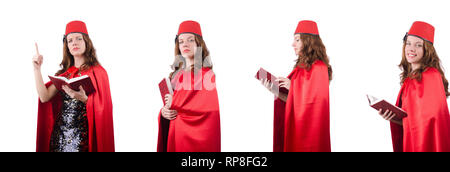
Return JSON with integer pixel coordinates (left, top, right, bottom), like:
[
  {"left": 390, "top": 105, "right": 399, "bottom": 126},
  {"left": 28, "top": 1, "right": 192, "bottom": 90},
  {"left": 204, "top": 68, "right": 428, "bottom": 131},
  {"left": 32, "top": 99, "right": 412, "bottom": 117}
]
[{"left": 35, "top": 42, "right": 40, "bottom": 55}]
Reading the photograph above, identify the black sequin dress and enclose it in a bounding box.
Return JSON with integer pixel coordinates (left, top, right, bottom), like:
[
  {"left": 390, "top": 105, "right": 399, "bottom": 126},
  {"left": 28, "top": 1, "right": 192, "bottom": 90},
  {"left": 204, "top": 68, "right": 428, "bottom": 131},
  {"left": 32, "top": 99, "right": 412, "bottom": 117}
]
[{"left": 49, "top": 87, "right": 89, "bottom": 152}]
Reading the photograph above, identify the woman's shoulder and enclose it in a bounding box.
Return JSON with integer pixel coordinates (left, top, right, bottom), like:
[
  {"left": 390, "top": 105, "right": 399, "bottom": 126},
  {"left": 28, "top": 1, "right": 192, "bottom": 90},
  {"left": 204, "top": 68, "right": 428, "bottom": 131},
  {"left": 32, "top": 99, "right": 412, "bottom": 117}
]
[
  {"left": 90, "top": 64, "right": 107, "bottom": 73},
  {"left": 424, "top": 67, "right": 439, "bottom": 74},
  {"left": 201, "top": 67, "right": 215, "bottom": 76},
  {"left": 309, "top": 60, "right": 328, "bottom": 73},
  {"left": 405, "top": 67, "right": 442, "bottom": 88},
  {"left": 295, "top": 60, "right": 326, "bottom": 69},
  {"left": 423, "top": 67, "right": 442, "bottom": 79},
  {"left": 89, "top": 64, "right": 109, "bottom": 78},
  {"left": 313, "top": 60, "right": 326, "bottom": 67},
  {"left": 201, "top": 67, "right": 213, "bottom": 72}
]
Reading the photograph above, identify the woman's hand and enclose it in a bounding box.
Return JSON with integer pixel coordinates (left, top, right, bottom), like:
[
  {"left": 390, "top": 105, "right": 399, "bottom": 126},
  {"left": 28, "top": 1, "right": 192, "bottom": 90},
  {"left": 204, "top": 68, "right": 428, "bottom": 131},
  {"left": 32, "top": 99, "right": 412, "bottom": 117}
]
[
  {"left": 32, "top": 42, "right": 43, "bottom": 71},
  {"left": 276, "top": 77, "right": 291, "bottom": 90},
  {"left": 62, "top": 85, "right": 88, "bottom": 103},
  {"left": 260, "top": 78, "right": 274, "bottom": 93},
  {"left": 164, "top": 94, "right": 173, "bottom": 109},
  {"left": 161, "top": 94, "right": 177, "bottom": 120},
  {"left": 260, "top": 78, "right": 288, "bottom": 102},
  {"left": 161, "top": 106, "right": 177, "bottom": 120},
  {"left": 379, "top": 109, "right": 403, "bottom": 125}
]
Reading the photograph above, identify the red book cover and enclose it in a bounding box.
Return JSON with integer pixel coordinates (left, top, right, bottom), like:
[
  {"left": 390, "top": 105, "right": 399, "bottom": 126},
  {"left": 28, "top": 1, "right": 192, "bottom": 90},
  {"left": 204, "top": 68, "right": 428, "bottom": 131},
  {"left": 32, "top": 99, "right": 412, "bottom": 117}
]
[
  {"left": 367, "top": 94, "right": 407, "bottom": 121},
  {"left": 159, "top": 77, "right": 174, "bottom": 105},
  {"left": 255, "top": 67, "right": 289, "bottom": 94},
  {"left": 48, "top": 75, "right": 95, "bottom": 95}
]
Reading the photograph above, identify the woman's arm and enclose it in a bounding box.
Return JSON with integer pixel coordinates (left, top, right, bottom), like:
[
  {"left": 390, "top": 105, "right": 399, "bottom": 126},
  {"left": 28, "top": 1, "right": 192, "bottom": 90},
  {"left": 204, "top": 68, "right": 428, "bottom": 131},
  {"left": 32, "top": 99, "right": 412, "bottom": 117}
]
[
  {"left": 379, "top": 109, "right": 403, "bottom": 125},
  {"left": 34, "top": 69, "right": 58, "bottom": 103},
  {"left": 33, "top": 43, "right": 58, "bottom": 103},
  {"left": 260, "top": 78, "right": 289, "bottom": 102}
]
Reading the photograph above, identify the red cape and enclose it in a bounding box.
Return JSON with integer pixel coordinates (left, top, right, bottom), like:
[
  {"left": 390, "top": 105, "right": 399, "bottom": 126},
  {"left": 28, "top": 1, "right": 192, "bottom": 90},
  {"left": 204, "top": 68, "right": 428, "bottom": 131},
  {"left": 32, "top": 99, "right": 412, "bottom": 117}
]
[
  {"left": 273, "top": 98, "right": 286, "bottom": 152},
  {"left": 390, "top": 67, "right": 450, "bottom": 152},
  {"left": 157, "top": 67, "right": 221, "bottom": 152},
  {"left": 274, "top": 60, "right": 331, "bottom": 152},
  {"left": 36, "top": 65, "right": 115, "bottom": 152}
]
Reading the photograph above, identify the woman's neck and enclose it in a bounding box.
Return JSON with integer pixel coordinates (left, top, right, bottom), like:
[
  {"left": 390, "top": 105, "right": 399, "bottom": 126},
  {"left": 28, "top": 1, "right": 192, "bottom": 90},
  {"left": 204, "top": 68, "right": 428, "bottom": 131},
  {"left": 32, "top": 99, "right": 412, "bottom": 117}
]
[
  {"left": 74, "top": 56, "right": 85, "bottom": 68},
  {"left": 411, "top": 63, "right": 420, "bottom": 71},
  {"left": 184, "top": 57, "right": 194, "bottom": 71}
]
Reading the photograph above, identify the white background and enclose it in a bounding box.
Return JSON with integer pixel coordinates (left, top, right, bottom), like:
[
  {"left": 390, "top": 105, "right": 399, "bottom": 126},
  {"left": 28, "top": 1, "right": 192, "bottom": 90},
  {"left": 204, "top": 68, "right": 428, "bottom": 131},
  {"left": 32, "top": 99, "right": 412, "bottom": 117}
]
[{"left": 0, "top": 0, "right": 449, "bottom": 152}]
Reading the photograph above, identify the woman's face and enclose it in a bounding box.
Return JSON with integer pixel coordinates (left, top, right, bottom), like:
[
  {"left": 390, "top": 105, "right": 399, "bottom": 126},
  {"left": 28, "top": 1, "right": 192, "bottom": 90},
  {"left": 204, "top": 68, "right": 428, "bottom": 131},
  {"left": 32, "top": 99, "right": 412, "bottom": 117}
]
[
  {"left": 404, "top": 35, "right": 424, "bottom": 65},
  {"left": 292, "top": 34, "right": 302, "bottom": 56},
  {"left": 66, "top": 33, "right": 86, "bottom": 57},
  {"left": 178, "top": 33, "right": 197, "bottom": 59}
]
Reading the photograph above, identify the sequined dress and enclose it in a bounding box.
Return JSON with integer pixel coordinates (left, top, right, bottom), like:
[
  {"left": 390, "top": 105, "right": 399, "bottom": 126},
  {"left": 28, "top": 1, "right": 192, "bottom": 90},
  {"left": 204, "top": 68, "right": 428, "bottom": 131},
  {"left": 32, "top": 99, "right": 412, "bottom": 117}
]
[{"left": 49, "top": 91, "right": 89, "bottom": 152}]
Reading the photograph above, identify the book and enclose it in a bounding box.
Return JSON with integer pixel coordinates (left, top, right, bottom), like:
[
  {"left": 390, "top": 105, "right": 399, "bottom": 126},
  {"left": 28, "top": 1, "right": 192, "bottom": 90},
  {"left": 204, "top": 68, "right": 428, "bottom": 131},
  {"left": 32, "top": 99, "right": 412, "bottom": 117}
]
[
  {"left": 159, "top": 77, "right": 174, "bottom": 105},
  {"left": 366, "top": 94, "right": 407, "bottom": 121},
  {"left": 255, "top": 68, "right": 289, "bottom": 94},
  {"left": 48, "top": 75, "right": 95, "bottom": 95}
]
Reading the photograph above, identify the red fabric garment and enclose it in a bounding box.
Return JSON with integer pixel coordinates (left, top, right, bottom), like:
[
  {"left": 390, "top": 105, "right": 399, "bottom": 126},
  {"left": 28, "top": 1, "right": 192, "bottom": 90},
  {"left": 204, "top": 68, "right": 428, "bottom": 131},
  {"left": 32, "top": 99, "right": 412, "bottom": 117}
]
[
  {"left": 273, "top": 98, "right": 286, "bottom": 152},
  {"left": 36, "top": 65, "right": 115, "bottom": 152},
  {"left": 157, "top": 67, "right": 221, "bottom": 152},
  {"left": 275, "top": 60, "right": 331, "bottom": 152},
  {"left": 390, "top": 67, "right": 450, "bottom": 152}
]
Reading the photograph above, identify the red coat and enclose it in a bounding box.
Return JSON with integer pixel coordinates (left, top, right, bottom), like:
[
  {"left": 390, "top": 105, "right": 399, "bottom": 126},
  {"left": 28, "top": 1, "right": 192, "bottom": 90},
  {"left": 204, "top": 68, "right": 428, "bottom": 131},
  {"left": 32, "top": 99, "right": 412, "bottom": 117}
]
[
  {"left": 274, "top": 60, "right": 331, "bottom": 152},
  {"left": 36, "top": 65, "right": 115, "bottom": 152},
  {"left": 390, "top": 67, "right": 450, "bottom": 152},
  {"left": 157, "top": 67, "right": 221, "bottom": 152}
]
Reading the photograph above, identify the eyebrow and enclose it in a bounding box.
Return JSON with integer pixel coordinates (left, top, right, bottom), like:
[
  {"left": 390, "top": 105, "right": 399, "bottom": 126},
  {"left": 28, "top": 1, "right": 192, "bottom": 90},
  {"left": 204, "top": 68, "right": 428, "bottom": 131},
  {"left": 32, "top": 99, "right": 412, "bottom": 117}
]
[
  {"left": 406, "top": 40, "right": 423, "bottom": 44},
  {"left": 67, "top": 35, "right": 82, "bottom": 39},
  {"left": 180, "top": 36, "right": 194, "bottom": 40},
  {"left": 409, "top": 41, "right": 423, "bottom": 44}
]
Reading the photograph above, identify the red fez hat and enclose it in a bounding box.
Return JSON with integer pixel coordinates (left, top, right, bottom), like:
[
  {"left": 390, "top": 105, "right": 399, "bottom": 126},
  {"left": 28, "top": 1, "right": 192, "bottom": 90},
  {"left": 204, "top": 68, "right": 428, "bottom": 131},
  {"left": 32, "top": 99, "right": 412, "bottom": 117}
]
[
  {"left": 405, "top": 21, "right": 435, "bottom": 44},
  {"left": 295, "top": 20, "right": 319, "bottom": 35},
  {"left": 177, "top": 20, "right": 202, "bottom": 37},
  {"left": 65, "top": 20, "right": 89, "bottom": 36}
]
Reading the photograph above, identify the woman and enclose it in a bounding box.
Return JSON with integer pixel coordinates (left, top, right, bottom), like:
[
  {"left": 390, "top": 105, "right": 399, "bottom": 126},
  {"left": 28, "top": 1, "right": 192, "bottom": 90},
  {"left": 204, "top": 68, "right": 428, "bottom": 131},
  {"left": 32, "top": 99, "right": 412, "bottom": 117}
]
[
  {"left": 33, "top": 20, "right": 114, "bottom": 152},
  {"left": 260, "top": 20, "right": 332, "bottom": 152},
  {"left": 380, "top": 21, "right": 450, "bottom": 152},
  {"left": 157, "top": 20, "right": 221, "bottom": 152}
]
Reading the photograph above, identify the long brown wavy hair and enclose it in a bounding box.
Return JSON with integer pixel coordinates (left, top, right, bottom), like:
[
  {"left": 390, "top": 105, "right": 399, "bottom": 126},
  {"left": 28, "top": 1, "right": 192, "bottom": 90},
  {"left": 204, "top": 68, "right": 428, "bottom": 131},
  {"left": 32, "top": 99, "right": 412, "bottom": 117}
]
[
  {"left": 56, "top": 34, "right": 99, "bottom": 76},
  {"left": 169, "top": 34, "right": 212, "bottom": 79},
  {"left": 294, "top": 34, "right": 333, "bottom": 81},
  {"left": 399, "top": 39, "right": 449, "bottom": 97}
]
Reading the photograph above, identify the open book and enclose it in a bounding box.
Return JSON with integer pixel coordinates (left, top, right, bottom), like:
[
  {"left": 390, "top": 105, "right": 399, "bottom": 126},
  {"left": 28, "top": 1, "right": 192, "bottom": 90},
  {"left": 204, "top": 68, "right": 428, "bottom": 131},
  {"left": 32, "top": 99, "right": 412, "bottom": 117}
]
[
  {"left": 48, "top": 75, "right": 95, "bottom": 96},
  {"left": 255, "top": 68, "right": 289, "bottom": 94},
  {"left": 159, "top": 77, "right": 174, "bottom": 105},
  {"left": 366, "top": 94, "right": 407, "bottom": 121}
]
